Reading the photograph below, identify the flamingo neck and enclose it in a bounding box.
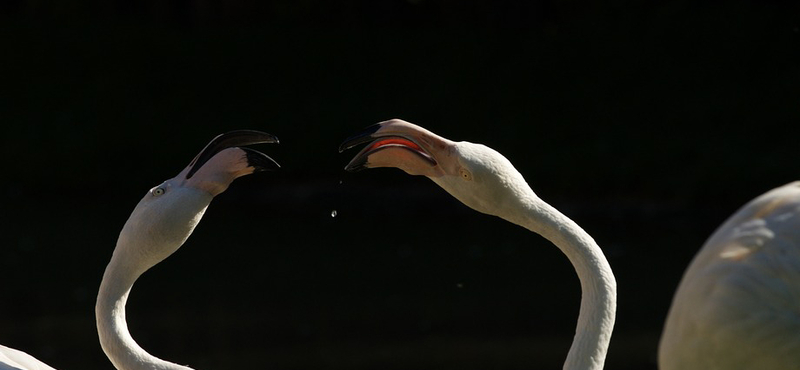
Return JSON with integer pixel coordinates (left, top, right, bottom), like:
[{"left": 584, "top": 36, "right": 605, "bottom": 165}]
[
  {"left": 508, "top": 195, "right": 617, "bottom": 370},
  {"left": 96, "top": 254, "right": 194, "bottom": 370}
]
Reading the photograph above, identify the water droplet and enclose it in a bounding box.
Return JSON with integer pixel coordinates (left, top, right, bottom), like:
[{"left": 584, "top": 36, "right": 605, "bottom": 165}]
[
  {"left": 330, "top": 210, "right": 338, "bottom": 218},
  {"left": 456, "top": 283, "right": 464, "bottom": 289}
]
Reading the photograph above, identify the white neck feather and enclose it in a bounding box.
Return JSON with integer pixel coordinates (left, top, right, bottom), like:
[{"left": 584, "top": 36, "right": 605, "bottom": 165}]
[
  {"left": 94, "top": 193, "right": 206, "bottom": 370},
  {"left": 509, "top": 194, "right": 616, "bottom": 370},
  {"left": 96, "top": 255, "right": 194, "bottom": 370},
  {"left": 429, "top": 141, "right": 617, "bottom": 369}
]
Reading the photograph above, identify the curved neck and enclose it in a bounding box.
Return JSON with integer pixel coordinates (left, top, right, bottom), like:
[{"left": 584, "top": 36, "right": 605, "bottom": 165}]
[
  {"left": 96, "top": 254, "right": 194, "bottom": 370},
  {"left": 508, "top": 195, "right": 617, "bottom": 370}
]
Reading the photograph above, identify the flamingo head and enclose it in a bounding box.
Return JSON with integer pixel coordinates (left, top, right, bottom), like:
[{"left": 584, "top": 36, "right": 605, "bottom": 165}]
[
  {"left": 340, "top": 119, "right": 533, "bottom": 219},
  {"left": 117, "top": 130, "right": 279, "bottom": 270}
]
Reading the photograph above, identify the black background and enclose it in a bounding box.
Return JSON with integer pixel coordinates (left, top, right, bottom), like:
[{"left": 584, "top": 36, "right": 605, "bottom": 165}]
[{"left": 1, "top": 1, "right": 799, "bottom": 369}]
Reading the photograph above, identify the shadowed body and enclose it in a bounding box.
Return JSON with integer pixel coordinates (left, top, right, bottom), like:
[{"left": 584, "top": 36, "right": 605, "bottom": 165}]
[{"left": 659, "top": 182, "right": 800, "bottom": 370}]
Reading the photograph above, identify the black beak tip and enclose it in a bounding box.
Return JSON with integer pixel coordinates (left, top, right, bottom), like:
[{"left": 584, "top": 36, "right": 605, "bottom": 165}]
[
  {"left": 343, "top": 156, "right": 368, "bottom": 172},
  {"left": 338, "top": 123, "right": 383, "bottom": 153},
  {"left": 338, "top": 137, "right": 364, "bottom": 153},
  {"left": 187, "top": 130, "right": 280, "bottom": 179},
  {"left": 236, "top": 130, "right": 279, "bottom": 145},
  {"left": 243, "top": 148, "right": 281, "bottom": 172}
]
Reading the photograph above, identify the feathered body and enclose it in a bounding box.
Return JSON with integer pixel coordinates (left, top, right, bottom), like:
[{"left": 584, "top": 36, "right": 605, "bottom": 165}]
[{"left": 660, "top": 182, "right": 800, "bottom": 370}]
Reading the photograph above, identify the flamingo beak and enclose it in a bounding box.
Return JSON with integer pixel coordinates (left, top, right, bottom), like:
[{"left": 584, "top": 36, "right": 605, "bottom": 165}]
[
  {"left": 187, "top": 130, "right": 280, "bottom": 179},
  {"left": 338, "top": 119, "right": 445, "bottom": 173}
]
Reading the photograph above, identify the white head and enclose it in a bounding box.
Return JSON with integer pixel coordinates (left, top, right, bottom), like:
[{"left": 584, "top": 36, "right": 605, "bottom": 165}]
[
  {"left": 340, "top": 119, "right": 537, "bottom": 220},
  {"left": 114, "top": 130, "right": 280, "bottom": 275}
]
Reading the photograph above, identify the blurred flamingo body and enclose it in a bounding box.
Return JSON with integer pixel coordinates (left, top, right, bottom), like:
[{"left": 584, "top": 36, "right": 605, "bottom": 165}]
[
  {"left": 0, "top": 344, "right": 56, "bottom": 370},
  {"left": 659, "top": 182, "right": 800, "bottom": 370}
]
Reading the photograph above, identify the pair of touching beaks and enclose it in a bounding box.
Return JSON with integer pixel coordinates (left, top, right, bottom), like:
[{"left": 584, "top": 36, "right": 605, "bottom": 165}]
[{"left": 189, "top": 119, "right": 445, "bottom": 177}]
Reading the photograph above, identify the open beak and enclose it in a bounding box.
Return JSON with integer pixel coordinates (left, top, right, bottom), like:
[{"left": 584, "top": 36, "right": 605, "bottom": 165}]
[
  {"left": 187, "top": 130, "right": 280, "bottom": 179},
  {"left": 339, "top": 119, "right": 447, "bottom": 173}
]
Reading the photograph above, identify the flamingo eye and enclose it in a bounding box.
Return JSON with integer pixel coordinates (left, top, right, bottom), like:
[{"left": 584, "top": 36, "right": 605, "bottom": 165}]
[
  {"left": 459, "top": 168, "right": 473, "bottom": 181},
  {"left": 151, "top": 187, "right": 166, "bottom": 196}
]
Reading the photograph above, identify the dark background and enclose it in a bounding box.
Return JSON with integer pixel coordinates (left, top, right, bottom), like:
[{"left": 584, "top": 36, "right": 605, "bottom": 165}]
[{"left": 1, "top": 1, "right": 798, "bottom": 369}]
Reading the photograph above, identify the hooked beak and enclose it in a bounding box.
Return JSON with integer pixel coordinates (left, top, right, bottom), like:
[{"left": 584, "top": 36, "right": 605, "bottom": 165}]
[
  {"left": 187, "top": 130, "right": 280, "bottom": 179},
  {"left": 339, "top": 119, "right": 449, "bottom": 174}
]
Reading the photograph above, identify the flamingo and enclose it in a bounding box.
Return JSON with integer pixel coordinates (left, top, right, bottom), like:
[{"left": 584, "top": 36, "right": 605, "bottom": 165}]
[
  {"left": 1, "top": 130, "right": 279, "bottom": 370},
  {"left": 0, "top": 344, "right": 56, "bottom": 370},
  {"left": 658, "top": 182, "right": 800, "bottom": 369},
  {"left": 339, "top": 119, "right": 617, "bottom": 370}
]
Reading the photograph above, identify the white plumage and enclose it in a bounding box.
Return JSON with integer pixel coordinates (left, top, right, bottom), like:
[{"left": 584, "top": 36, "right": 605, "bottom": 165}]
[
  {"left": 341, "top": 119, "right": 617, "bottom": 370},
  {"left": 1, "top": 131, "right": 278, "bottom": 370},
  {"left": 0, "top": 344, "right": 56, "bottom": 370},
  {"left": 659, "top": 181, "right": 800, "bottom": 370}
]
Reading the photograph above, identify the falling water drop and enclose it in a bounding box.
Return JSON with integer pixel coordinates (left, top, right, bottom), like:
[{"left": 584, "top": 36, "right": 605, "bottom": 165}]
[{"left": 331, "top": 210, "right": 338, "bottom": 218}]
